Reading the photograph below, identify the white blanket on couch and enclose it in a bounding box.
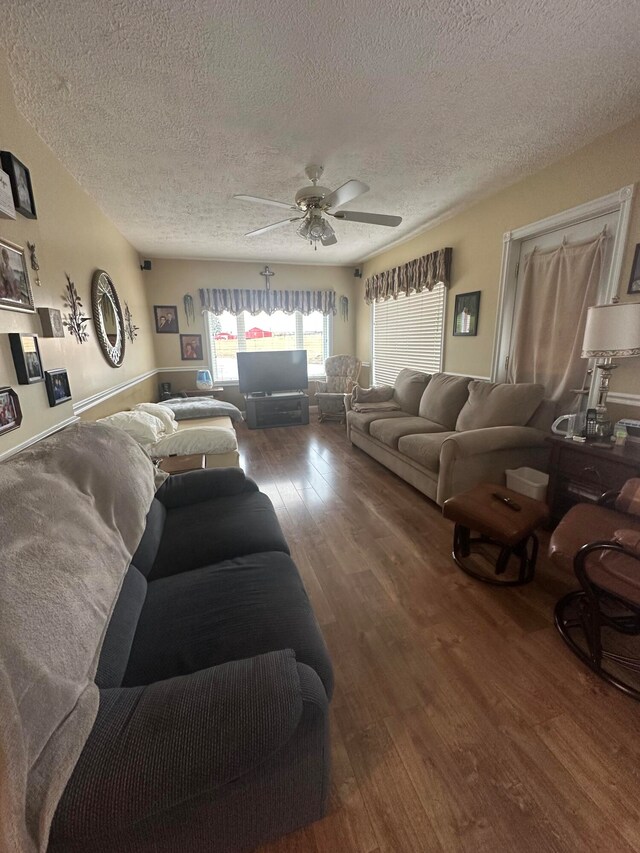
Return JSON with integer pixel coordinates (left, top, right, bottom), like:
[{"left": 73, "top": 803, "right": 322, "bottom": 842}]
[{"left": 0, "top": 423, "right": 156, "bottom": 852}]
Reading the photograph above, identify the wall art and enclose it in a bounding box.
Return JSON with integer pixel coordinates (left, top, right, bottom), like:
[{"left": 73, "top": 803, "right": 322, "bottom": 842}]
[
  {"left": 180, "top": 333, "right": 203, "bottom": 360},
  {"left": 453, "top": 290, "right": 480, "bottom": 337},
  {"left": 9, "top": 333, "right": 44, "bottom": 384},
  {"left": 0, "top": 386, "right": 22, "bottom": 435},
  {"left": 0, "top": 237, "right": 35, "bottom": 313},
  {"left": 154, "top": 304, "right": 179, "bottom": 333},
  {"left": 45, "top": 369, "right": 72, "bottom": 407},
  {"left": 37, "top": 307, "right": 65, "bottom": 338},
  {"left": 26, "top": 241, "right": 41, "bottom": 286},
  {"left": 183, "top": 293, "right": 195, "bottom": 326},
  {"left": 124, "top": 302, "right": 139, "bottom": 343},
  {"left": 62, "top": 273, "right": 90, "bottom": 343},
  {"left": 0, "top": 151, "right": 36, "bottom": 218},
  {"left": 0, "top": 169, "right": 16, "bottom": 219}
]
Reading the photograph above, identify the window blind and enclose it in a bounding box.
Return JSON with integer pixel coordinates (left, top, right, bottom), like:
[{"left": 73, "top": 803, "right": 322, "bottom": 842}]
[{"left": 372, "top": 284, "right": 445, "bottom": 385}]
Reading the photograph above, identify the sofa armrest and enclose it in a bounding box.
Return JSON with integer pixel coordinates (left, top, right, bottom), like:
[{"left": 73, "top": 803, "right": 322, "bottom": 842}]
[
  {"left": 155, "top": 466, "right": 258, "bottom": 508},
  {"left": 437, "top": 426, "right": 550, "bottom": 505},
  {"left": 51, "top": 650, "right": 322, "bottom": 843}
]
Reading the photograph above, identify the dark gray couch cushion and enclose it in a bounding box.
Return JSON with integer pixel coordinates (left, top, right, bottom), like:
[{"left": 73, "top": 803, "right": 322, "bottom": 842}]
[
  {"left": 124, "top": 551, "right": 333, "bottom": 699},
  {"left": 130, "top": 499, "right": 166, "bottom": 577},
  {"left": 148, "top": 490, "right": 290, "bottom": 580},
  {"left": 95, "top": 566, "right": 148, "bottom": 689}
]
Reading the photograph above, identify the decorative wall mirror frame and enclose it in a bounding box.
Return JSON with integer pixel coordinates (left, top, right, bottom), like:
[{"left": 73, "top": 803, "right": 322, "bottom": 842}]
[{"left": 91, "top": 269, "right": 125, "bottom": 367}]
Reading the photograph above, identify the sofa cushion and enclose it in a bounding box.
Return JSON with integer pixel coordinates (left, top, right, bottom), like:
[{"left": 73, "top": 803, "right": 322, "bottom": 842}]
[
  {"left": 130, "top": 498, "right": 166, "bottom": 577},
  {"left": 397, "top": 432, "right": 455, "bottom": 472},
  {"left": 418, "top": 373, "right": 471, "bottom": 429},
  {"left": 369, "top": 416, "right": 449, "bottom": 449},
  {"left": 125, "top": 551, "right": 334, "bottom": 698},
  {"left": 347, "top": 408, "right": 413, "bottom": 435},
  {"left": 455, "top": 380, "right": 545, "bottom": 431},
  {"left": 148, "top": 490, "right": 290, "bottom": 580},
  {"left": 393, "top": 368, "right": 431, "bottom": 415},
  {"left": 95, "top": 565, "right": 148, "bottom": 689}
]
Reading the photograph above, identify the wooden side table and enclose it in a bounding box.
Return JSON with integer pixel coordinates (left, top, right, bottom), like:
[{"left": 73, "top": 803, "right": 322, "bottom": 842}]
[
  {"left": 546, "top": 436, "right": 640, "bottom": 523},
  {"left": 158, "top": 454, "right": 206, "bottom": 475}
]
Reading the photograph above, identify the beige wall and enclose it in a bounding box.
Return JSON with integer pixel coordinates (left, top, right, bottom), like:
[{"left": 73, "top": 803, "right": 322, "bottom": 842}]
[
  {"left": 0, "top": 55, "right": 156, "bottom": 454},
  {"left": 356, "top": 117, "right": 640, "bottom": 407},
  {"left": 145, "top": 258, "right": 357, "bottom": 400}
]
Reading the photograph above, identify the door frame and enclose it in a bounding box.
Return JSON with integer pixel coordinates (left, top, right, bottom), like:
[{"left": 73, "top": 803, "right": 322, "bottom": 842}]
[{"left": 491, "top": 184, "right": 635, "bottom": 385}]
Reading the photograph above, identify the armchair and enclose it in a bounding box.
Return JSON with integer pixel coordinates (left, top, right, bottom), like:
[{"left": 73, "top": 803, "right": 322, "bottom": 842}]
[
  {"left": 549, "top": 478, "right": 640, "bottom": 699},
  {"left": 315, "top": 355, "right": 361, "bottom": 422}
]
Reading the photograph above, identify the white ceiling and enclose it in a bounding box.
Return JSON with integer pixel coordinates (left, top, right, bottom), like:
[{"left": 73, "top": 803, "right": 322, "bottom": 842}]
[{"left": 3, "top": 0, "right": 640, "bottom": 265}]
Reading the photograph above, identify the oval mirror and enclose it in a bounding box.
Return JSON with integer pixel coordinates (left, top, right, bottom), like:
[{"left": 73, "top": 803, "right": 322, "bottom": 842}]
[{"left": 91, "top": 269, "right": 125, "bottom": 367}]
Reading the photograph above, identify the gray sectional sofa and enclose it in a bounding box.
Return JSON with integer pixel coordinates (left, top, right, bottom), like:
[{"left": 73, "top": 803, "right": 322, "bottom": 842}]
[{"left": 346, "top": 369, "right": 553, "bottom": 505}]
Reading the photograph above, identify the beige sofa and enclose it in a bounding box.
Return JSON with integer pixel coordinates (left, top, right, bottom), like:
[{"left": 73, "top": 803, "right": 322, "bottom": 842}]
[{"left": 346, "top": 369, "right": 553, "bottom": 506}]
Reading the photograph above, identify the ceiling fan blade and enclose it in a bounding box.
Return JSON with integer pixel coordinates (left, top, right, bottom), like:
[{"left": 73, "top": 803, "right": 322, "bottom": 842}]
[
  {"left": 332, "top": 210, "right": 402, "bottom": 227},
  {"left": 324, "top": 179, "right": 369, "bottom": 210},
  {"left": 245, "top": 217, "right": 302, "bottom": 237},
  {"left": 234, "top": 194, "right": 297, "bottom": 211},
  {"left": 321, "top": 232, "right": 338, "bottom": 246}
]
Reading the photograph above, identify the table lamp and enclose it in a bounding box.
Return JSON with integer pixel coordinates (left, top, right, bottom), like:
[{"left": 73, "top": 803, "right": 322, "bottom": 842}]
[{"left": 581, "top": 302, "right": 640, "bottom": 437}]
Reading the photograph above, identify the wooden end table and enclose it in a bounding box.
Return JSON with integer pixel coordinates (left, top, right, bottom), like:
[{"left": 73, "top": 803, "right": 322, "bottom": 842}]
[{"left": 158, "top": 454, "right": 206, "bottom": 475}]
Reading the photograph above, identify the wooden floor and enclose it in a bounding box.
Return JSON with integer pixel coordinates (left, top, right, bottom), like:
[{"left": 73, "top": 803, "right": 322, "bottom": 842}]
[{"left": 236, "top": 420, "right": 640, "bottom": 853}]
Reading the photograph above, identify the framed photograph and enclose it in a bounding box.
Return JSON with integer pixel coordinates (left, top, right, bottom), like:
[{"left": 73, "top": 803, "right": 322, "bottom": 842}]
[
  {"left": 0, "top": 387, "right": 22, "bottom": 435},
  {"left": 453, "top": 290, "right": 481, "bottom": 337},
  {"left": 180, "top": 333, "right": 203, "bottom": 360},
  {"left": 0, "top": 152, "right": 36, "bottom": 218},
  {"left": 9, "top": 333, "right": 44, "bottom": 384},
  {"left": 154, "top": 304, "right": 179, "bottom": 333},
  {"left": 0, "top": 238, "right": 35, "bottom": 313},
  {"left": 627, "top": 243, "right": 640, "bottom": 295},
  {"left": 44, "top": 368, "right": 72, "bottom": 407}
]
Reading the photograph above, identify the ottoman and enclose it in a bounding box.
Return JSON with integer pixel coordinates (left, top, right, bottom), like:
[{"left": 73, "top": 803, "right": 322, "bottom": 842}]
[{"left": 443, "top": 483, "right": 549, "bottom": 585}]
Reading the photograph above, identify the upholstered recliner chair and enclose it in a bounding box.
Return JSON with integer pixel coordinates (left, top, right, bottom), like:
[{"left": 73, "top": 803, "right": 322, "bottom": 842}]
[
  {"left": 315, "top": 354, "right": 361, "bottom": 422},
  {"left": 550, "top": 478, "right": 640, "bottom": 699}
]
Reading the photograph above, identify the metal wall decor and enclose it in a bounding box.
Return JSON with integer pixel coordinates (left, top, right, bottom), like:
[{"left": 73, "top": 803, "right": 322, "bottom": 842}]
[
  {"left": 339, "top": 295, "right": 349, "bottom": 322},
  {"left": 91, "top": 269, "right": 125, "bottom": 367},
  {"left": 62, "top": 274, "right": 90, "bottom": 343},
  {"left": 26, "top": 241, "right": 41, "bottom": 286},
  {"left": 183, "top": 293, "right": 195, "bottom": 326},
  {"left": 124, "top": 302, "right": 140, "bottom": 343}
]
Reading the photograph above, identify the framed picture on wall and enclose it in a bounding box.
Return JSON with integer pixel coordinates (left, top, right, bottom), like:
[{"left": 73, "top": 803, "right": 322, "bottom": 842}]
[
  {"left": 453, "top": 291, "right": 481, "bottom": 337},
  {"left": 180, "top": 334, "right": 203, "bottom": 360},
  {"left": 0, "top": 238, "right": 35, "bottom": 313},
  {"left": 0, "top": 386, "right": 22, "bottom": 434},
  {"left": 154, "top": 304, "right": 179, "bottom": 333},
  {"left": 44, "top": 369, "right": 72, "bottom": 407},
  {"left": 9, "top": 333, "right": 44, "bottom": 384},
  {"left": 0, "top": 152, "right": 37, "bottom": 218},
  {"left": 627, "top": 243, "right": 640, "bottom": 294}
]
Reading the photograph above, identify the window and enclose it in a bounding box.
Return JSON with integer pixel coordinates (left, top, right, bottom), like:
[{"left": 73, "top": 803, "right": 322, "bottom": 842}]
[
  {"left": 372, "top": 284, "right": 445, "bottom": 385},
  {"left": 206, "top": 310, "right": 331, "bottom": 382}
]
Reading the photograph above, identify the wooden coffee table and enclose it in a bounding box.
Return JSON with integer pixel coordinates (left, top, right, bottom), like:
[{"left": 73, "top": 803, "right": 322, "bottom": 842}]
[{"left": 158, "top": 454, "right": 206, "bottom": 475}]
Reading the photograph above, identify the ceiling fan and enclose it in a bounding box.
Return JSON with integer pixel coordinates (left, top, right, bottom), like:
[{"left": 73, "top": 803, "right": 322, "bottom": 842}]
[{"left": 233, "top": 165, "right": 402, "bottom": 249}]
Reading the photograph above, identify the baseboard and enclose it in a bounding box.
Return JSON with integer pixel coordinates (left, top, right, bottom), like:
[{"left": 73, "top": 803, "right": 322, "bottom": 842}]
[{"left": 0, "top": 416, "right": 80, "bottom": 462}]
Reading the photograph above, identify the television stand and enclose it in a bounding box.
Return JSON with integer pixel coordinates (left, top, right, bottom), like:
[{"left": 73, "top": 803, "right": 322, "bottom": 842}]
[{"left": 245, "top": 392, "right": 310, "bottom": 430}]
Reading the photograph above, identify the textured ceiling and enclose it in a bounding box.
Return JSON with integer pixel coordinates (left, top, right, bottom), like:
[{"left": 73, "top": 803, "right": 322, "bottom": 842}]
[{"left": 2, "top": 0, "right": 640, "bottom": 264}]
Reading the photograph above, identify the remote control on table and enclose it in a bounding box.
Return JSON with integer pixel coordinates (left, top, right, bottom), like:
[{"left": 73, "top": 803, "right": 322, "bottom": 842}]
[{"left": 491, "top": 492, "right": 521, "bottom": 512}]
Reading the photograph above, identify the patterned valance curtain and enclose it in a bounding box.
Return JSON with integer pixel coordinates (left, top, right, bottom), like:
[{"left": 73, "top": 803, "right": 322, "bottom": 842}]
[
  {"left": 199, "top": 288, "right": 337, "bottom": 316},
  {"left": 364, "top": 247, "right": 452, "bottom": 304}
]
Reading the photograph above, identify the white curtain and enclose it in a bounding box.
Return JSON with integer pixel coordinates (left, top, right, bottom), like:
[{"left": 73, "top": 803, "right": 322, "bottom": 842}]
[{"left": 507, "top": 231, "right": 608, "bottom": 413}]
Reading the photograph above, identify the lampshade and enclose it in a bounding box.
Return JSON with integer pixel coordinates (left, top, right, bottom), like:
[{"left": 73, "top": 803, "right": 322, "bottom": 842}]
[{"left": 581, "top": 302, "right": 640, "bottom": 358}]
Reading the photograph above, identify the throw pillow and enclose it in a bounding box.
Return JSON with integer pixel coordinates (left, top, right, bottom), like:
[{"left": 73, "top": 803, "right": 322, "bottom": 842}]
[
  {"left": 455, "top": 381, "right": 545, "bottom": 431},
  {"left": 418, "top": 373, "right": 471, "bottom": 429},
  {"left": 134, "top": 402, "right": 178, "bottom": 434},
  {"left": 97, "top": 411, "right": 166, "bottom": 447}
]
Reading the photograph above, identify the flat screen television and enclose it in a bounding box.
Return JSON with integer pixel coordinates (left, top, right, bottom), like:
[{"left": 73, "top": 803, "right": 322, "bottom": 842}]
[{"left": 237, "top": 350, "right": 308, "bottom": 394}]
